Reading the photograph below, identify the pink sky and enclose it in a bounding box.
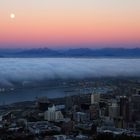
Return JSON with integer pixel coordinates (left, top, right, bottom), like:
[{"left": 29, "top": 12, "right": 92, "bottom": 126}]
[{"left": 0, "top": 0, "right": 140, "bottom": 48}]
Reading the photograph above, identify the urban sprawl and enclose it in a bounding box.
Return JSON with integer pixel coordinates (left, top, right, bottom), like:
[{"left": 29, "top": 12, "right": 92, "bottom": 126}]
[{"left": 0, "top": 78, "right": 140, "bottom": 140}]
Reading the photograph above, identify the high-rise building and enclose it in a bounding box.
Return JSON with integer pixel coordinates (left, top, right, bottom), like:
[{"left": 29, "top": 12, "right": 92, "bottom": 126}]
[
  {"left": 109, "top": 100, "right": 119, "bottom": 119},
  {"left": 119, "top": 96, "right": 130, "bottom": 122},
  {"left": 91, "top": 93, "right": 100, "bottom": 104},
  {"left": 131, "top": 94, "right": 140, "bottom": 121}
]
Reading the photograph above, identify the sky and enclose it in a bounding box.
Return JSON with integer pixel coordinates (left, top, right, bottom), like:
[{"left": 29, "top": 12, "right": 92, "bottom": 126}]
[{"left": 0, "top": 0, "right": 140, "bottom": 48}]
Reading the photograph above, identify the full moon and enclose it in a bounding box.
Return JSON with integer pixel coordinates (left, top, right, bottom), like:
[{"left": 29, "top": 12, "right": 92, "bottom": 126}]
[{"left": 10, "top": 13, "right": 15, "bottom": 19}]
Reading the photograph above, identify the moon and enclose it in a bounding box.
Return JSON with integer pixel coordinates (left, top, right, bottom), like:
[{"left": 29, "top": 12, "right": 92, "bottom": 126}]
[{"left": 10, "top": 13, "right": 15, "bottom": 19}]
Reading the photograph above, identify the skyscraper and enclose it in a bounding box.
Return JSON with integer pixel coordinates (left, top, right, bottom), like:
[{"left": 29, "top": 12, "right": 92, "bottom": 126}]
[{"left": 119, "top": 96, "right": 130, "bottom": 126}]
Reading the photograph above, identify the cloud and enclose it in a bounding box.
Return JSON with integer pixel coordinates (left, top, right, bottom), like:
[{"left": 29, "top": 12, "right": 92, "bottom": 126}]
[{"left": 0, "top": 58, "right": 140, "bottom": 87}]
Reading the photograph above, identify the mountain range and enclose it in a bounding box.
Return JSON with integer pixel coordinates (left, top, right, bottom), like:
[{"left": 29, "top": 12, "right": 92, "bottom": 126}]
[{"left": 0, "top": 48, "right": 140, "bottom": 58}]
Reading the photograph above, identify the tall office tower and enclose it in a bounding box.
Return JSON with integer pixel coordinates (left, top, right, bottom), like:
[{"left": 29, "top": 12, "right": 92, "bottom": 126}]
[
  {"left": 131, "top": 94, "right": 140, "bottom": 121},
  {"left": 119, "top": 96, "right": 130, "bottom": 122}
]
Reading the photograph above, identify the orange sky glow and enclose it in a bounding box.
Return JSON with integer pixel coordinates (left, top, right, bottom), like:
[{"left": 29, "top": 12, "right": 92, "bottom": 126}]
[{"left": 0, "top": 0, "right": 140, "bottom": 48}]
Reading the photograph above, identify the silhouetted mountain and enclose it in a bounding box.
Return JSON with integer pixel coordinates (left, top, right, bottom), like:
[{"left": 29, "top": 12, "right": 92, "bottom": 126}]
[
  {"left": 0, "top": 48, "right": 140, "bottom": 58},
  {"left": 0, "top": 48, "right": 24, "bottom": 57},
  {"left": 62, "top": 48, "right": 96, "bottom": 56},
  {"left": 15, "top": 48, "right": 62, "bottom": 57}
]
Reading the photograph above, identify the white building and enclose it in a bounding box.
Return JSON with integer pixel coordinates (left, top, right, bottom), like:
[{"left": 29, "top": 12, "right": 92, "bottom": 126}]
[{"left": 44, "top": 105, "right": 64, "bottom": 121}]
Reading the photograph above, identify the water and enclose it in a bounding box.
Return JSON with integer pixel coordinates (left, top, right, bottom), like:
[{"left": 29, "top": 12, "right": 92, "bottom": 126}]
[
  {"left": 0, "top": 58, "right": 140, "bottom": 105},
  {"left": 0, "top": 87, "right": 75, "bottom": 105}
]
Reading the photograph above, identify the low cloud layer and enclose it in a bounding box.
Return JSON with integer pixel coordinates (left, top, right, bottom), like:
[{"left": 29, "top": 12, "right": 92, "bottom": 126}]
[{"left": 0, "top": 58, "right": 140, "bottom": 87}]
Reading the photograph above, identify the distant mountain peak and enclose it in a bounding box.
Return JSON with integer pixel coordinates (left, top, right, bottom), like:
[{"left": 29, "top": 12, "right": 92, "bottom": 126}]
[{"left": 0, "top": 48, "right": 140, "bottom": 58}]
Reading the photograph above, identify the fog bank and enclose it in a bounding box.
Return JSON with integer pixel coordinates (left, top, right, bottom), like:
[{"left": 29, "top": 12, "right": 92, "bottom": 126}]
[{"left": 0, "top": 58, "right": 140, "bottom": 87}]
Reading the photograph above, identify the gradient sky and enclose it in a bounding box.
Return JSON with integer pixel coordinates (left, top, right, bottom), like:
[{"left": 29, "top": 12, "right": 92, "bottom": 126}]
[{"left": 0, "top": 0, "right": 140, "bottom": 48}]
